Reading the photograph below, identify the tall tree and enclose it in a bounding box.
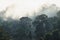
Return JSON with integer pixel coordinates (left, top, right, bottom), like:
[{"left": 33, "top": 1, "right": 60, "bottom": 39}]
[
  {"left": 15, "top": 17, "right": 32, "bottom": 40},
  {"left": 33, "top": 14, "right": 53, "bottom": 40}
]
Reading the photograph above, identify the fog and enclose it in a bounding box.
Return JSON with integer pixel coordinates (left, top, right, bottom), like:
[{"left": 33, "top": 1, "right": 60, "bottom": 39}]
[
  {"left": 1, "top": 4, "right": 59, "bottom": 20},
  {"left": 0, "top": 0, "right": 60, "bottom": 20}
]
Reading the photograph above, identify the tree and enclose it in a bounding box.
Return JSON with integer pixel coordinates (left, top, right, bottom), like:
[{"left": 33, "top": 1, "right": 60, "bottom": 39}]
[
  {"left": 33, "top": 14, "right": 53, "bottom": 40},
  {"left": 15, "top": 17, "right": 32, "bottom": 40},
  {"left": 0, "top": 26, "right": 10, "bottom": 40},
  {"left": 56, "top": 11, "right": 60, "bottom": 30},
  {"left": 44, "top": 30, "right": 60, "bottom": 40}
]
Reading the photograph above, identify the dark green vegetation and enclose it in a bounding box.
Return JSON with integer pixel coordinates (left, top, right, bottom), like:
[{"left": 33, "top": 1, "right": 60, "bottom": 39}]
[{"left": 0, "top": 8, "right": 60, "bottom": 40}]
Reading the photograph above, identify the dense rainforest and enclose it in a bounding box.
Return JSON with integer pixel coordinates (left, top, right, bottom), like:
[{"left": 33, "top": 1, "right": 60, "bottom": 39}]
[{"left": 0, "top": 5, "right": 60, "bottom": 40}]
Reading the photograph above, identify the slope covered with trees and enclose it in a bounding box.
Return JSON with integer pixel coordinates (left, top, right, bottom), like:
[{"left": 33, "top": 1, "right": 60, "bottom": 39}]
[{"left": 0, "top": 4, "right": 60, "bottom": 40}]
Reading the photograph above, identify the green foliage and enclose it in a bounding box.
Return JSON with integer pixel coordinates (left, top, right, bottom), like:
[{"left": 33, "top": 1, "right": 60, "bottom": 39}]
[{"left": 0, "top": 27, "right": 10, "bottom": 40}]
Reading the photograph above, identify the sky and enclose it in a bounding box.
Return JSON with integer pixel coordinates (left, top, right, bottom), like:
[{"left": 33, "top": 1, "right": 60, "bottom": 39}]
[{"left": 0, "top": 0, "right": 60, "bottom": 19}]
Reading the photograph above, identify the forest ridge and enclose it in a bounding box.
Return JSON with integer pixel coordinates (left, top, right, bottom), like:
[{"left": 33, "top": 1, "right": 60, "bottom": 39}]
[{"left": 0, "top": 4, "right": 60, "bottom": 40}]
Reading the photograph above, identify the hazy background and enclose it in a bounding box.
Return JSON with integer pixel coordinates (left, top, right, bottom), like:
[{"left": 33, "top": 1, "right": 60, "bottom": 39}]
[{"left": 0, "top": 0, "right": 60, "bottom": 19}]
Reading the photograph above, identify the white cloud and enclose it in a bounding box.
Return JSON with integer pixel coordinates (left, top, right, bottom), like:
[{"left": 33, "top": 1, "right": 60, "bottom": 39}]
[{"left": 0, "top": 0, "right": 60, "bottom": 19}]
